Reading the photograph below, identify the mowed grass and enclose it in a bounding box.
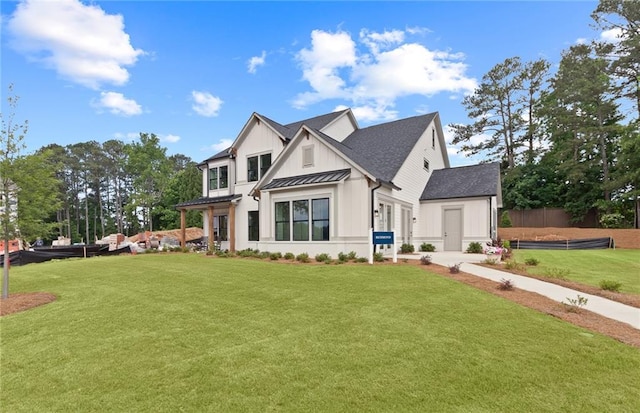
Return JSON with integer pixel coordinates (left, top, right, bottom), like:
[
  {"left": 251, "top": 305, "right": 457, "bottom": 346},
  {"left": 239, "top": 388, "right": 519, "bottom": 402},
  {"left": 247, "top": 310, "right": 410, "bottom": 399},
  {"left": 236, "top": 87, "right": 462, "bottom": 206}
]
[
  {"left": 512, "top": 249, "right": 640, "bottom": 294},
  {"left": 1, "top": 254, "right": 639, "bottom": 412}
]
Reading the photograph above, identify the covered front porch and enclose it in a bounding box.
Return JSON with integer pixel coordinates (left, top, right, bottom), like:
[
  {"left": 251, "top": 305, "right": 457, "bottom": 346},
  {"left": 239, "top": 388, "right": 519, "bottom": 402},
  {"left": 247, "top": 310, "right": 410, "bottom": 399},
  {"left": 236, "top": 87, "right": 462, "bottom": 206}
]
[{"left": 175, "top": 194, "right": 242, "bottom": 252}]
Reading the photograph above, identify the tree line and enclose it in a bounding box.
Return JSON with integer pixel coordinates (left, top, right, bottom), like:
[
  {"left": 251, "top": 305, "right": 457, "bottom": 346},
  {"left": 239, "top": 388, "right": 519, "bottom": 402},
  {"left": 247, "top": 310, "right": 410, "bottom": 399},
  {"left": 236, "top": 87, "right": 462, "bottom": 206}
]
[
  {"left": 2, "top": 0, "right": 638, "bottom": 252},
  {"left": 38, "top": 135, "right": 203, "bottom": 244},
  {"left": 451, "top": 0, "right": 639, "bottom": 228}
]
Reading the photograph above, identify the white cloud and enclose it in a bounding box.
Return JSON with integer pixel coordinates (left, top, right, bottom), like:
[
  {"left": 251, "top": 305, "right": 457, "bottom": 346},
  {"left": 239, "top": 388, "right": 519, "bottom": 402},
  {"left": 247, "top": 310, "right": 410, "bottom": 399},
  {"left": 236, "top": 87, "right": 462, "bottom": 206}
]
[
  {"left": 210, "top": 139, "right": 233, "bottom": 153},
  {"left": 601, "top": 28, "right": 623, "bottom": 43},
  {"left": 350, "top": 104, "right": 398, "bottom": 123},
  {"left": 406, "top": 26, "right": 431, "bottom": 36},
  {"left": 191, "top": 91, "right": 223, "bottom": 117},
  {"left": 360, "top": 29, "right": 405, "bottom": 54},
  {"left": 248, "top": 51, "right": 267, "bottom": 74},
  {"left": 7, "top": 0, "right": 144, "bottom": 89},
  {"left": 294, "top": 29, "right": 357, "bottom": 106},
  {"left": 294, "top": 28, "right": 477, "bottom": 122},
  {"left": 576, "top": 37, "right": 588, "bottom": 45},
  {"left": 113, "top": 132, "right": 140, "bottom": 142},
  {"left": 161, "top": 134, "right": 181, "bottom": 143},
  {"left": 93, "top": 91, "right": 142, "bottom": 116}
]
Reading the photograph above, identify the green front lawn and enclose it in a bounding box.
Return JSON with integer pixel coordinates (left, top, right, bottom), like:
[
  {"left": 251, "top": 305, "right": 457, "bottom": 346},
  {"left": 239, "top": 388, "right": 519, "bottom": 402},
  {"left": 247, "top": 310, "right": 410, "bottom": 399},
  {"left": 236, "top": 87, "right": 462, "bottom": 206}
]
[
  {"left": 512, "top": 249, "right": 640, "bottom": 294},
  {"left": 1, "top": 254, "right": 639, "bottom": 412}
]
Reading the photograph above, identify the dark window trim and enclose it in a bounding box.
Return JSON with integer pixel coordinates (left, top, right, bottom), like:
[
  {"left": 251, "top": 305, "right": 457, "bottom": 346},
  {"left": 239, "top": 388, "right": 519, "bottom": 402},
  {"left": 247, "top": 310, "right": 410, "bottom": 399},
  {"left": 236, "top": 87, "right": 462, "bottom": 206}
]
[
  {"left": 275, "top": 197, "right": 329, "bottom": 242},
  {"left": 248, "top": 211, "right": 259, "bottom": 241}
]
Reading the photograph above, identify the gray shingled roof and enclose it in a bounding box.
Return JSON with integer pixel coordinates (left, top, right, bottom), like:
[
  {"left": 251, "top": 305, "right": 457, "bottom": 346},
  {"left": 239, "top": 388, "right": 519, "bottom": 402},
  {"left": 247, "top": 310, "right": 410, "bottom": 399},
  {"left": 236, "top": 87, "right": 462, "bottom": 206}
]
[
  {"left": 201, "top": 147, "right": 231, "bottom": 164},
  {"left": 200, "top": 110, "right": 349, "bottom": 164},
  {"left": 262, "top": 169, "right": 350, "bottom": 190},
  {"left": 420, "top": 163, "right": 500, "bottom": 201},
  {"left": 259, "top": 109, "right": 349, "bottom": 141},
  {"left": 338, "top": 113, "right": 437, "bottom": 184}
]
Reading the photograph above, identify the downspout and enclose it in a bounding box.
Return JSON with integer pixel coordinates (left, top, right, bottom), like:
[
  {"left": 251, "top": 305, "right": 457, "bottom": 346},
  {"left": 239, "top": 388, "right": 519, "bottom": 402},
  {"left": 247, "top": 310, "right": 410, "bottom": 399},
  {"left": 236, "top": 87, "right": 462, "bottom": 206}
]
[
  {"left": 489, "top": 197, "right": 493, "bottom": 240},
  {"left": 370, "top": 181, "right": 382, "bottom": 229}
]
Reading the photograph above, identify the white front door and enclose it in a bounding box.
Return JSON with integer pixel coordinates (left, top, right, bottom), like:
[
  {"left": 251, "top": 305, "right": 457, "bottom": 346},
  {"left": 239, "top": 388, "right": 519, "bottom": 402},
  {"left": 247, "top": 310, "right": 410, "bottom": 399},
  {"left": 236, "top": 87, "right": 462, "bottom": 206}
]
[
  {"left": 444, "top": 208, "right": 462, "bottom": 251},
  {"left": 401, "top": 208, "right": 412, "bottom": 245}
]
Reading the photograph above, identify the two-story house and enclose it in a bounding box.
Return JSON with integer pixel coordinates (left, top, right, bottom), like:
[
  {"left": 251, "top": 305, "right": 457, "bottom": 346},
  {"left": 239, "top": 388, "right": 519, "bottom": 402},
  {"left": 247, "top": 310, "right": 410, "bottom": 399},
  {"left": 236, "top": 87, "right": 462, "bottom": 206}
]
[{"left": 176, "top": 108, "right": 501, "bottom": 256}]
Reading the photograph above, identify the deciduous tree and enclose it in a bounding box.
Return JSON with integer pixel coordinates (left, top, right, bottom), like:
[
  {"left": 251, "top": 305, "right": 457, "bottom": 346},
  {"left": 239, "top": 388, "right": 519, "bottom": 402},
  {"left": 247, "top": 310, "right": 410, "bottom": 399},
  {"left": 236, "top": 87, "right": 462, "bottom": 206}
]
[{"left": 1, "top": 85, "right": 60, "bottom": 299}]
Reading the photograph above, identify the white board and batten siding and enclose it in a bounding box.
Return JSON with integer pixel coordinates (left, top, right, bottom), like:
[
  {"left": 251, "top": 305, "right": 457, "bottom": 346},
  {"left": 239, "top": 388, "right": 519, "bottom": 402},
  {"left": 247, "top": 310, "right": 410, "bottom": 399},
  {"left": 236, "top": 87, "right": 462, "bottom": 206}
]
[
  {"left": 235, "top": 120, "right": 286, "bottom": 185},
  {"left": 419, "top": 197, "right": 493, "bottom": 251},
  {"left": 256, "top": 132, "right": 371, "bottom": 257},
  {"left": 320, "top": 114, "right": 358, "bottom": 142}
]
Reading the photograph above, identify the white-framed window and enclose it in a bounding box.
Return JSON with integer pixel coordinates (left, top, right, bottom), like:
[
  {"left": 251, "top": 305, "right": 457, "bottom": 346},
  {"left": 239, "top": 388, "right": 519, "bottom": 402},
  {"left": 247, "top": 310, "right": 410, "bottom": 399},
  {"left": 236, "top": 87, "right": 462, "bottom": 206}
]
[
  {"left": 209, "top": 165, "right": 228, "bottom": 190},
  {"left": 248, "top": 153, "right": 272, "bottom": 182},
  {"left": 302, "top": 145, "right": 314, "bottom": 167},
  {"left": 275, "top": 197, "right": 329, "bottom": 241}
]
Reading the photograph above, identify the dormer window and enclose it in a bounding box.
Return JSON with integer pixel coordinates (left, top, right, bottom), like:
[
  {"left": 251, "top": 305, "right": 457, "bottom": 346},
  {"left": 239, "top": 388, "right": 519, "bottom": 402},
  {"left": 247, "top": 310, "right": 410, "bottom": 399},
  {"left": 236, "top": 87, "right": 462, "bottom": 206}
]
[{"left": 209, "top": 165, "right": 228, "bottom": 190}]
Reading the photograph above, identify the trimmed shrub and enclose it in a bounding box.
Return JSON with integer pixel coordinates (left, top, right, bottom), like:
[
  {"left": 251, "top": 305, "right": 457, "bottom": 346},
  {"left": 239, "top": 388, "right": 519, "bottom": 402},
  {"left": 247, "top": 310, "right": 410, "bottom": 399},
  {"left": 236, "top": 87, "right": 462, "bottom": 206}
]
[
  {"left": 420, "top": 243, "right": 436, "bottom": 252},
  {"left": 347, "top": 251, "right": 358, "bottom": 260},
  {"left": 544, "top": 267, "right": 570, "bottom": 279},
  {"left": 315, "top": 253, "right": 331, "bottom": 263},
  {"left": 400, "top": 243, "right": 415, "bottom": 253},
  {"left": 420, "top": 255, "right": 432, "bottom": 265},
  {"left": 504, "top": 260, "right": 526, "bottom": 272},
  {"left": 373, "top": 252, "right": 385, "bottom": 262},
  {"left": 497, "top": 278, "right": 515, "bottom": 291},
  {"left": 599, "top": 280, "right": 622, "bottom": 292},
  {"left": 466, "top": 242, "right": 483, "bottom": 254},
  {"left": 296, "top": 253, "right": 310, "bottom": 263},
  {"left": 270, "top": 252, "right": 282, "bottom": 260},
  {"left": 284, "top": 252, "right": 295, "bottom": 260},
  {"left": 449, "top": 263, "right": 461, "bottom": 273}
]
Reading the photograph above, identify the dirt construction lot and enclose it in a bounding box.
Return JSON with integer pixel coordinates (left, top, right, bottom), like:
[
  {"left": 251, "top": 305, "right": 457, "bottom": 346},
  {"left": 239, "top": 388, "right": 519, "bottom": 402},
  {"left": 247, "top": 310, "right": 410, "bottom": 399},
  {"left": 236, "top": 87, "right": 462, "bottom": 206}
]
[{"left": 499, "top": 227, "right": 640, "bottom": 249}]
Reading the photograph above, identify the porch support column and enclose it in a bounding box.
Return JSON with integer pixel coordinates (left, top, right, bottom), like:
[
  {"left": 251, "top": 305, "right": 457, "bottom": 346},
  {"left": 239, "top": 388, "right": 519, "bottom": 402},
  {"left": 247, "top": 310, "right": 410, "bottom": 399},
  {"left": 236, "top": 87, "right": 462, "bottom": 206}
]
[
  {"left": 229, "top": 202, "right": 236, "bottom": 253},
  {"left": 208, "top": 206, "right": 215, "bottom": 249},
  {"left": 180, "top": 209, "right": 186, "bottom": 248}
]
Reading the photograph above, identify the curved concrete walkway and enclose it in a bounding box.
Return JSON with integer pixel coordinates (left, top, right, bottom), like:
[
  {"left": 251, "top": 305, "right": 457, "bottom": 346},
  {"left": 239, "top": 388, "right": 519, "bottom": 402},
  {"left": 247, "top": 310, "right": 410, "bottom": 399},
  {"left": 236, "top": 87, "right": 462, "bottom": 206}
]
[{"left": 398, "top": 252, "right": 640, "bottom": 330}]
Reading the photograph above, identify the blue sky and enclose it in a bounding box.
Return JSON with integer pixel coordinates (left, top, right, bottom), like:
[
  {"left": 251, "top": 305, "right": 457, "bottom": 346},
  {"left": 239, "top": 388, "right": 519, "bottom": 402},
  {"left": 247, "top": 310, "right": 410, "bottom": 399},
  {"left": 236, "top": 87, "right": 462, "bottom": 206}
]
[{"left": 1, "top": 0, "right": 605, "bottom": 166}]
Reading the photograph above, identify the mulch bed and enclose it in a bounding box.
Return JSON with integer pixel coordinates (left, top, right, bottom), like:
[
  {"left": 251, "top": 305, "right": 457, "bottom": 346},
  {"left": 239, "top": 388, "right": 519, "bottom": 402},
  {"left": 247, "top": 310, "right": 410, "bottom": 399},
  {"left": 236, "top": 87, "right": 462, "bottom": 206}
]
[
  {"left": 416, "top": 262, "right": 640, "bottom": 349},
  {"left": 1, "top": 292, "right": 57, "bottom": 316},
  {"left": 477, "top": 263, "right": 640, "bottom": 309}
]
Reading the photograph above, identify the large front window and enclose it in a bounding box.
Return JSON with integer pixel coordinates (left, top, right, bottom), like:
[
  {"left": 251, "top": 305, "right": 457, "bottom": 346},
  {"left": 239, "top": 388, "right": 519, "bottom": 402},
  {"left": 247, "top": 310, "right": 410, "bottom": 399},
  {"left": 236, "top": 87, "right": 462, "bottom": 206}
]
[
  {"left": 209, "top": 166, "right": 228, "bottom": 190},
  {"left": 275, "top": 198, "right": 329, "bottom": 241},
  {"left": 293, "top": 200, "right": 309, "bottom": 241},
  {"left": 312, "top": 198, "right": 329, "bottom": 241},
  {"left": 275, "top": 202, "right": 290, "bottom": 241},
  {"left": 248, "top": 153, "right": 272, "bottom": 182}
]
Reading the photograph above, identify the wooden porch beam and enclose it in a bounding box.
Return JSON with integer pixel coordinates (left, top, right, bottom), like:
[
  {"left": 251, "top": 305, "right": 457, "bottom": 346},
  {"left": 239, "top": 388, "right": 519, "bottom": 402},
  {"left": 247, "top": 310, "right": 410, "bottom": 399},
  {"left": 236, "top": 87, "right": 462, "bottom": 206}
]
[
  {"left": 180, "top": 209, "right": 186, "bottom": 248},
  {"left": 229, "top": 202, "right": 236, "bottom": 253}
]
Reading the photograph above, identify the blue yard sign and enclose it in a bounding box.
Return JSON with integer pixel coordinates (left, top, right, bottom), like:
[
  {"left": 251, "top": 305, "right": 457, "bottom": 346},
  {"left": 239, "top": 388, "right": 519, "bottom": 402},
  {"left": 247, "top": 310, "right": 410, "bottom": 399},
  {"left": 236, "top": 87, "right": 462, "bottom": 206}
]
[{"left": 373, "top": 231, "right": 394, "bottom": 245}]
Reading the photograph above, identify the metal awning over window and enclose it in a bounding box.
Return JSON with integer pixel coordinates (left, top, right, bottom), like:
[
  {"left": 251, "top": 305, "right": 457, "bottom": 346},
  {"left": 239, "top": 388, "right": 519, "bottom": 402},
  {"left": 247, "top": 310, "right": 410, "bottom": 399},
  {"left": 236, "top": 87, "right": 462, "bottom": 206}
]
[
  {"left": 262, "top": 168, "right": 351, "bottom": 190},
  {"left": 175, "top": 194, "right": 242, "bottom": 209}
]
